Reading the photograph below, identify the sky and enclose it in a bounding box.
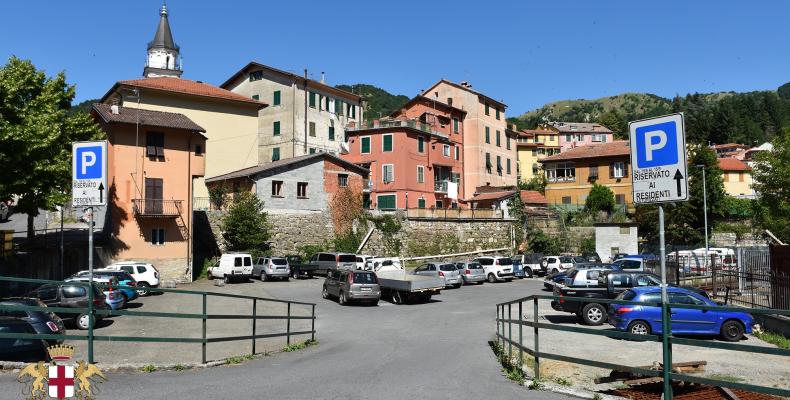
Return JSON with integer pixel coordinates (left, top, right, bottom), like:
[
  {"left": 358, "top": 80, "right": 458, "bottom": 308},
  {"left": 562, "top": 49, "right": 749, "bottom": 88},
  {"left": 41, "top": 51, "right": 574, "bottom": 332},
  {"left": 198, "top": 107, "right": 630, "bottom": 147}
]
[{"left": 2, "top": 1, "right": 789, "bottom": 115}]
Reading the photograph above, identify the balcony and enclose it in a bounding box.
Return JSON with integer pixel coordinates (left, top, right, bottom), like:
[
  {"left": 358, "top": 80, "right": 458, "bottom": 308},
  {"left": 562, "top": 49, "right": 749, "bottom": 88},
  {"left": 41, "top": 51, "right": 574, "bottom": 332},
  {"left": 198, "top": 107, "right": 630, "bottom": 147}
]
[
  {"left": 434, "top": 181, "right": 449, "bottom": 193},
  {"left": 132, "top": 199, "right": 183, "bottom": 218},
  {"left": 347, "top": 119, "right": 449, "bottom": 140}
]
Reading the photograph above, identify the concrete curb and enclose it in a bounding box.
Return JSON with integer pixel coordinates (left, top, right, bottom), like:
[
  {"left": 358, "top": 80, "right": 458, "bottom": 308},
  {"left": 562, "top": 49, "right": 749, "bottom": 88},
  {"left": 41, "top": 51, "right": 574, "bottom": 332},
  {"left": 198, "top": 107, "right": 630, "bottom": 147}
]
[{"left": 522, "top": 381, "right": 626, "bottom": 400}]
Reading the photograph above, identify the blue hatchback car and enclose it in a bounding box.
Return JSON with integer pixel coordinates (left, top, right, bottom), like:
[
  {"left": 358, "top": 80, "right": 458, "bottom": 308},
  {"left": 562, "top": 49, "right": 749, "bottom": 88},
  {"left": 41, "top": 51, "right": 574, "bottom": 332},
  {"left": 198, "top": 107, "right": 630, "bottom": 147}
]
[{"left": 609, "top": 287, "right": 753, "bottom": 342}]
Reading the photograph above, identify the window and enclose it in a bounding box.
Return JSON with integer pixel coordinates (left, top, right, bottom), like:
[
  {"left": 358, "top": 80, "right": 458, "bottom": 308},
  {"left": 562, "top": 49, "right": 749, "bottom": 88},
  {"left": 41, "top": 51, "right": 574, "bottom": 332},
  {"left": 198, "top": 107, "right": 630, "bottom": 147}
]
[
  {"left": 485, "top": 103, "right": 490, "bottom": 115},
  {"left": 309, "top": 92, "right": 316, "bottom": 108},
  {"left": 565, "top": 134, "right": 572, "bottom": 142},
  {"left": 145, "top": 178, "right": 163, "bottom": 213},
  {"left": 620, "top": 226, "right": 630, "bottom": 234},
  {"left": 151, "top": 228, "right": 165, "bottom": 245},
  {"left": 328, "top": 126, "right": 335, "bottom": 141},
  {"left": 146, "top": 132, "right": 165, "bottom": 158},
  {"left": 443, "top": 144, "right": 450, "bottom": 157},
  {"left": 507, "top": 136, "right": 511, "bottom": 150},
  {"left": 271, "top": 147, "right": 280, "bottom": 161},
  {"left": 452, "top": 172, "right": 461, "bottom": 185},
  {"left": 496, "top": 156, "right": 502, "bottom": 176},
  {"left": 418, "top": 198, "right": 426, "bottom": 208},
  {"left": 361, "top": 137, "right": 371, "bottom": 153},
  {"left": 273, "top": 121, "right": 281, "bottom": 136},
  {"left": 486, "top": 153, "right": 492, "bottom": 173},
  {"left": 249, "top": 71, "right": 263, "bottom": 81},
  {"left": 592, "top": 134, "right": 602, "bottom": 142},
  {"left": 297, "top": 182, "right": 308, "bottom": 198},
  {"left": 417, "top": 166, "right": 424, "bottom": 183},
  {"left": 615, "top": 194, "right": 626, "bottom": 204},
  {"left": 562, "top": 196, "right": 572, "bottom": 204},
  {"left": 611, "top": 274, "right": 633, "bottom": 288},
  {"left": 453, "top": 118, "right": 459, "bottom": 133},
  {"left": 338, "top": 174, "right": 348, "bottom": 187},
  {"left": 63, "top": 286, "right": 87, "bottom": 299},
  {"left": 377, "top": 194, "right": 396, "bottom": 210},
  {"left": 334, "top": 99, "right": 341, "bottom": 114},
  {"left": 611, "top": 162, "right": 626, "bottom": 178},
  {"left": 271, "top": 181, "right": 283, "bottom": 196},
  {"left": 496, "top": 130, "right": 501, "bottom": 147},
  {"left": 350, "top": 105, "right": 356, "bottom": 119},
  {"left": 546, "top": 162, "right": 576, "bottom": 182},
  {"left": 589, "top": 166, "right": 599, "bottom": 180},
  {"left": 447, "top": 97, "right": 453, "bottom": 106},
  {"left": 382, "top": 164, "right": 394, "bottom": 183},
  {"left": 418, "top": 137, "right": 425, "bottom": 153},
  {"left": 485, "top": 127, "right": 490, "bottom": 144},
  {"left": 496, "top": 109, "right": 500, "bottom": 120},
  {"left": 454, "top": 145, "right": 459, "bottom": 161},
  {"left": 324, "top": 96, "right": 329, "bottom": 111},
  {"left": 435, "top": 200, "right": 444, "bottom": 208},
  {"left": 383, "top": 134, "right": 393, "bottom": 152},
  {"left": 739, "top": 172, "right": 745, "bottom": 182},
  {"left": 273, "top": 90, "right": 281, "bottom": 106},
  {"left": 308, "top": 122, "right": 316, "bottom": 137},
  {"left": 506, "top": 159, "right": 511, "bottom": 175},
  {"left": 195, "top": 144, "right": 203, "bottom": 155},
  {"left": 252, "top": 94, "right": 259, "bottom": 100},
  {"left": 611, "top": 247, "right": 620, "bottom": 256},
  {"left": 309, "top": 148, "right": 316, "bottom": 154}
]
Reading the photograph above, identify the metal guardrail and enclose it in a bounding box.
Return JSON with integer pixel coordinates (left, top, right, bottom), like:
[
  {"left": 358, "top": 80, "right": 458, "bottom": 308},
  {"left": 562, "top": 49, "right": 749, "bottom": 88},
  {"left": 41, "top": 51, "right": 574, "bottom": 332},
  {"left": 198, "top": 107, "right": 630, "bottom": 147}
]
[
  {"left": 495, "top": 294, "right": 790, "bottom": 399},
  {"left": 131, "top": 199, "right": 183, "bottom": 217},
  {"left": 0, "top": 276, "right": 316, "bottom": 364}
]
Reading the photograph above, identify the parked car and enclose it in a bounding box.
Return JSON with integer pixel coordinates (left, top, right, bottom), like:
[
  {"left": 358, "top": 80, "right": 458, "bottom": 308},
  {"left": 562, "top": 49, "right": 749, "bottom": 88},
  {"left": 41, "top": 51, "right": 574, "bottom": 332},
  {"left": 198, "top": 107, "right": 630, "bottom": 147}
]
[
  {"left": 356, "top": 255, "right": 375, "bottom": 270},
  {"left": 69, "top": 270, "right": 139, "bottom": 303},
  {"left": 457, "top": 261, "right": 486, "bottom": 285},
  {"left": 28, "top": 283, "right": 108, "bottom": 330},
  {"left": 413, "top": 263, "right": 463, "bottom": 288},
  {"left": 543, "top": 263, "right": 620, "bottom": 290},
  {"left": 541, "top": 256, "right": 574, "bottom": 275},
  {"left": 366, "top": 257, "right": 403, "bottom": 272},
  {"left": 322, "top": 270, "right": 380, "bottom": 306},
  {"left": 609, "top": 287, "right": 753, "bottom": 341},
  {"left": 581, "top": 253, "right": 602, "bottom": 263},
  {"left": 286, "top": 255, "right": 316, "bottom": 278},
  {"left": 207, "top": 253, "right": 253, "bottom": 283},
  {"left": 65, "top": 276, "right": 125, "bottom": 310},
  {"left": 511, "top": 258, "right": 526, "bottom": 279},
  {"left": 612, "top": 257, "right": 647, "bottom": 272},
  {"left": 0, "top": 317, "right": 49, "bottom": 361},
  {"left": 0, "top": 298, "right": 66, "bottom": 344},
  {"left": 307, "top": 252, "right": 357, "bottom": 275},
  {"left": 253, "top": 257, "right": 290, "bottom": 281},
  {"left": 105, "top": 261, "right": 160, "bottom": 296},
  {"left": 513, "top": 253, "right": 543, "bottom": 277},
  {"left": 475, "top": 256, "right": 514, "bottom": 283}
]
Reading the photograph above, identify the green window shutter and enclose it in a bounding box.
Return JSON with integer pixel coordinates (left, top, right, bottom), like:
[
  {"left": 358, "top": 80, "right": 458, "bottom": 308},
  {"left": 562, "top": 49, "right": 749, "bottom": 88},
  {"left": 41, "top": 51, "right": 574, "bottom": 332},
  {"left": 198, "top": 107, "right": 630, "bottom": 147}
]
[
  {"left": 378, "top": 195, "right": 396, "bottom": 210},
  {"left": 418, "top": 137, "right": 424, "bottom": 153},
  {"left": 272, "top": 147, "right": 280, "bottom": 161},
  {"left": 329, "top": 126, "right": 335, "bottom": 141},
  {"left": 273, "top": 121, "right": 280, "bottom": 136},
  {"left": 485, "top": 127, "right": 490, "bottom": 144},
  {"left": 351, "top": 105, "right": 356, "bottom": 119},
  {"left": 273, "top": 90, "right": 281, "bottom": 106},
  {"left": 507, "top": 137, "right": 511, "bottom": 150},
  {"left": 309, "top": 148, "right": 316, "bottom": 154},
  {"left": 507, "top": 159, "right": 511, "bottom": 174},
  {"left": 309, "top": 92, "right": 316, "bottom": 107},
  {"left": 383, "top": 135, "right": 393, "bottom": 152},
  {"left": 334, "top": 99, "right": 340, "bottom": 114},
  {"left": 496, "top": 130, "right": 501, "bottom": 147},
  {"left": 496, "top": 109, "right": 500, "bottom": 120},
  {"left": 453, "top": 118, "right": 459, "bottom": 133},
  {"left": 325, "top": 97, "right": 330, "bottom": 110},
  {"left": 418, "top": 198, "right": 426, "bottom": 209},
  {"left": 252, "top": 94, "right": 259, "bottom": 100},
  {"left": 485, "top": 103, "right": 490, "bottom": 115},
  {"left": 486, "top": 153, "right": 492, "bottom": 171},
  {"left": 497, "top": 156, "right": 502, "bottom": 174},
  {"left": 361, "top": 137, "right": 371, "bottom": 153}
]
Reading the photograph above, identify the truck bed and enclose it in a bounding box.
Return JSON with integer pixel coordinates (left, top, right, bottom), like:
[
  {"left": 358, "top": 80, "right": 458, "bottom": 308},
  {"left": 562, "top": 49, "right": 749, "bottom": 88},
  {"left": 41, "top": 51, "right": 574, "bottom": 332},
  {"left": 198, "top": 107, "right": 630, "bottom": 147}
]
[{"left": 376, "top": 270, "right": 444, "bottom": 292}]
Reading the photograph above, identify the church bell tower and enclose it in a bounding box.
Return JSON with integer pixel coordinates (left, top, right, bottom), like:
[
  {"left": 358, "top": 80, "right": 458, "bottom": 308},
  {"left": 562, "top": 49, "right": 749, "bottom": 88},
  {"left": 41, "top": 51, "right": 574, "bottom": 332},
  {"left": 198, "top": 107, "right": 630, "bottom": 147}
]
[{"left": 144, "top": 4, "right": 182, "bottom": 78}]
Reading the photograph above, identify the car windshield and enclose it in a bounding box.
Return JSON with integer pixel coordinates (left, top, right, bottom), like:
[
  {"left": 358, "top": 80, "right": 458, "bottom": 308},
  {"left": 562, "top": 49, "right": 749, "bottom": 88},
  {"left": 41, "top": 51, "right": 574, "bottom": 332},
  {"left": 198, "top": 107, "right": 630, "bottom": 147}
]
[
  {"left": 497, "top": 258, "right": 513, "bottom": 266},
  {"left": 353, "top": 273, "right": 377, "bottom": 284},
  {"left": 559, "top": 256, "right": 573, "bottom": 263},
  {"left": 440, "top": 264, "right": 456, "bottom": 271},
  {"left": 477, "top": 258, "right": 493, "bottom": 266},
  {"left": 271, "top": 258, "right": 288, "bottom": 265},
  {"left": 338, "top": 255, "right": 356, "bottom": 263},
  {"left": 467, "top": 263, "right": 482, "bottom": 269},
  {"left": 618, "top": 290, "right": 638, "bottom": 301}
]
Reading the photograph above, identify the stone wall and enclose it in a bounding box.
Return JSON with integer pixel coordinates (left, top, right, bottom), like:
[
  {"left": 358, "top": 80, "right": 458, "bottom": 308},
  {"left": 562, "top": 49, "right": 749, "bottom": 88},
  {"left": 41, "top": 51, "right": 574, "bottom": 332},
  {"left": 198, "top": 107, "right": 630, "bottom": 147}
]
[{"left": 710, "top": 232, "right": 769, "bottom": 248}]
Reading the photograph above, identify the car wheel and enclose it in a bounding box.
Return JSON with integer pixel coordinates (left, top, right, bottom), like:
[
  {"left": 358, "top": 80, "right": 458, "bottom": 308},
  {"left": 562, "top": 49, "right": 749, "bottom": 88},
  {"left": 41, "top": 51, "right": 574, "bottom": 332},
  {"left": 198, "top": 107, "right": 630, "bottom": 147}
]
[
  {"left": 322, "top": 286, "right": 330, "bottom": 299},
  {"left": 121, "top": 293, "right": 129, "bottom": 304},
  {"left": 262, "top": 273, "right": 269, "bottom": 282},
  {"left": 720, "top": 320, "right": 745, "bottom": 342},
  {"left": 76, "top": 314, "right": 92, "bottom": 330},
  {"left": 339, "top": 291, "right": 348, "bottom": 305},
  {"left": 283, "top": 276, "right": 289, "bottom": 282},
  {"left": 581, "top": 303, "right": 607, "bottom": 326},
  {"left": 488, "top": 273, "right": 497, "bottom": 283},
  {"left": 392, "top": 291, "right": 403, "bottom": 305},
  {"left": 628, "top": 320, "right": 651, "bottom": 336},
  {"left": 525, "top": 269, "right": 533, "bottom": 278},
  {"left": 136, "top": 282, "right": 151, "bottom": 296},
  {"left": 224, "top": 275, "right": 230, "bottom": 284},
  {"left": 551, "top": 268, "right": 559, "bottom": 275},
  {"left": 454, "top": 283, "right": 462, "bottom": 288}
]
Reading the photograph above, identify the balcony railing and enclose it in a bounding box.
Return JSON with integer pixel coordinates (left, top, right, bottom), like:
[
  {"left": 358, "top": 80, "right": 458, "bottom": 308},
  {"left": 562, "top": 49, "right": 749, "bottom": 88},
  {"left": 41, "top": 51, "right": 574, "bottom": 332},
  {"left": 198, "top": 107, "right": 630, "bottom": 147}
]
[
  {"left": 132, "top": 199, "right": 182, "bottom": 218},
  {"left": 434, "top": 181, "right": 449, "bottom": 193},
  {"left": 347, "top": 119, "right": 449, "bottom": 140}
]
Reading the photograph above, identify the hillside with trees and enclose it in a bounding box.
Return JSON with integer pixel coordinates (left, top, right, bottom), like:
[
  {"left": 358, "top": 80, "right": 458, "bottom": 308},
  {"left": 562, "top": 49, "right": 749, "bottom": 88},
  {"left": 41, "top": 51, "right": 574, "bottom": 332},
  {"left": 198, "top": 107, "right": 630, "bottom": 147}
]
[{"left": 336, "top": 84, "right": 409, "bottom": 123}]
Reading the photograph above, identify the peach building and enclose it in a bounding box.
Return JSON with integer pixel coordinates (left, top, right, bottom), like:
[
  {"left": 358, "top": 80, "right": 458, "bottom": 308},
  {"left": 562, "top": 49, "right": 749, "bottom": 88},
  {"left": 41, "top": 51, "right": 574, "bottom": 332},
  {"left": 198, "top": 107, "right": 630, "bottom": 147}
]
[
  {"left": 91, "top": 104, "right": 206, "bottom": 281},
  {"left": 718, "top": 157, "right": 754, "bottom": 199},
  {"left": 421, "top": 80, "right": 517, "bottom": 197},
  {"left": 341, "top": 96, "right": 466, "bottom": 209}
]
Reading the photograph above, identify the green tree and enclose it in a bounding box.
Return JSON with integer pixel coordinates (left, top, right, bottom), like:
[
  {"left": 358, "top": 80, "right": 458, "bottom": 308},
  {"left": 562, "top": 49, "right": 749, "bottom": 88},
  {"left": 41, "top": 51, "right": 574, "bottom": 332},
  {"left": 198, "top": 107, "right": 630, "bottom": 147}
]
[
  {"left": 752, "top": 127, "right": 790, "bottom": 240},
  {"left": 525, "top": 228, "right": 562, "bottom": 255},
  {"left": 0, "top": 57, "right": 103, "bottom": 237},
  {"left": 596, "top": 110, "right": 626, "bottom": 137},
  {"left": 518, "top": 175, "right": 547, "bottom": 194},
  {"left": 585, "top": 184, "right": 615, "bottom": 213},
  {"left": 221, "top": 191, "right": 271, "bottom": 252},
  {"left": 778, "top": 82, "right": 790, "bottom": 102}
]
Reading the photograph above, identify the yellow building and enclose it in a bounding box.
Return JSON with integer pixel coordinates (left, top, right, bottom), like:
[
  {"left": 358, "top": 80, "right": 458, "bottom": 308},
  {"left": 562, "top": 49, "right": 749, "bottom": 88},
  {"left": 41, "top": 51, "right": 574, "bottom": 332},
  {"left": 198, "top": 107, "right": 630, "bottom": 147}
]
[
  {"left": 718, "top": 157, "right": 755, "bottom": 199},
  {"left": 513, "top": 128, "right": 560, "bottom": 183},
  {"left": 540, "top": 141, "right": 633, "bottom": 209}
]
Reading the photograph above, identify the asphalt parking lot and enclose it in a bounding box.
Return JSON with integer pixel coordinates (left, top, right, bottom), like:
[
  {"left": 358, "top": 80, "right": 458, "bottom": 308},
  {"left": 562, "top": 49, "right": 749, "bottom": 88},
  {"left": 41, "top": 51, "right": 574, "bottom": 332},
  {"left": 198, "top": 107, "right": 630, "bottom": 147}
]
[{"left": 1, "top": 275, "right": 787, "bottom": 399}]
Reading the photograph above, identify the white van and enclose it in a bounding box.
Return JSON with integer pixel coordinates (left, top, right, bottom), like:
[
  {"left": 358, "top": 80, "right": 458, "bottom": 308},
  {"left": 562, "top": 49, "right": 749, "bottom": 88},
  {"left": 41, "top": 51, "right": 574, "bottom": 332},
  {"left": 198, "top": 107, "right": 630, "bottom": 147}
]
[{"left": 208, "top": 253, "right": 253, "bottom": 283}]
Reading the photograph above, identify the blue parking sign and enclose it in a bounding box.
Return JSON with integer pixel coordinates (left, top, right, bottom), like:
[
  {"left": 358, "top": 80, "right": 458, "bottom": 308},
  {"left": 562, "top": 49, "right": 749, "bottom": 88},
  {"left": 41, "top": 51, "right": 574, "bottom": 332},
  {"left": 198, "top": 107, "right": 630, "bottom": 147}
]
[
  {"left": 75, "top": 146, "right": 103, "bottom": 179},
  {"left": 635, "top": 121, "right": 678, "bottom": 168}
]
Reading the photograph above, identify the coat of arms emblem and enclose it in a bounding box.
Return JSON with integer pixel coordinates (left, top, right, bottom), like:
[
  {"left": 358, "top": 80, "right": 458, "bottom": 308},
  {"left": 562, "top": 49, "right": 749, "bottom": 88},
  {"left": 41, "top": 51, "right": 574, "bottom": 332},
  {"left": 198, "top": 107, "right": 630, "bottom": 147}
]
[{"left": 17, "top": 345, "right": 106, "bottom": 400}]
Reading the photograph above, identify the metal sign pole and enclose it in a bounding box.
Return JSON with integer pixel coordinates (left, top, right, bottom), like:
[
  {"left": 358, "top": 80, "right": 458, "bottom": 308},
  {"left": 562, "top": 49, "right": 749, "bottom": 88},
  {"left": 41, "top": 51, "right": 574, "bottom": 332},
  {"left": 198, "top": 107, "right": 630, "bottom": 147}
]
[
  {"left": 659, "top": 205, "right": 672, "bottom": 399},
  {"left": 87, "top": 207, "right": 94, "bottom": 363}
]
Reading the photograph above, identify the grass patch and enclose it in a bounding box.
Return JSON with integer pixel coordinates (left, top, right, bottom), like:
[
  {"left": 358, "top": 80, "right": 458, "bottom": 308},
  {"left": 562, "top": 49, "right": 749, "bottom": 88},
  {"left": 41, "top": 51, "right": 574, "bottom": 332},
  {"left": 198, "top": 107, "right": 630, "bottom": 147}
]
[
  {"left": 282, "top": 339, "right": 318, "bottom": 353},
  {"left": 489, "top": 340, "right": 525, "bottom": 385},
  {"left": 707, "top": 374, "right": 745, "bottom": 383},
  {"left": 225, "top": 354, "right": 255, "bottom": 365},
  {"left": 140, "top": 364, "right": 157, "bottom": 373},
  {"left": 553, "top": 376, "right": 571, "bottom": 386},
  {"left": 527, "top": 379, "right": 544, "bottom": 390},
  {"left": 592, "top": 394, "right": 603, "bottom": 400},
  {"left": 173, "top": 364, "right": 186, "bottom": 372},
  {"left": 754, "top": 330, "right": 790, "bottom": 349}
]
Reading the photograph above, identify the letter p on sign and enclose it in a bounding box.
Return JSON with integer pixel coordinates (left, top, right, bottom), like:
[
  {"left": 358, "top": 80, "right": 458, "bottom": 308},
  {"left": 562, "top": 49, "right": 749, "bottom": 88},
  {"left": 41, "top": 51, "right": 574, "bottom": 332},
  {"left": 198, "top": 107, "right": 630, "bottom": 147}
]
[
  {"left": 635, "top": 121, "right": 678, "bottom": 168},
  {"left": 76, "top": 146, "right": 102, "bottom": 179}
]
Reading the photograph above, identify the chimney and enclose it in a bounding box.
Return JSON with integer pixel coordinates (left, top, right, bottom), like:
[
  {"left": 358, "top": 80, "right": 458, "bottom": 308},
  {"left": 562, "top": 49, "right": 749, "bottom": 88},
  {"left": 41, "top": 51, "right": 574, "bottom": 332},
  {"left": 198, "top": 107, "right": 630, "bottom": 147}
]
[
  {"left": 110, "top": 104, "right": 119, "bottom": 115},
  {"left": 321, "top": 72, "right": 325, "bottom": 84}
]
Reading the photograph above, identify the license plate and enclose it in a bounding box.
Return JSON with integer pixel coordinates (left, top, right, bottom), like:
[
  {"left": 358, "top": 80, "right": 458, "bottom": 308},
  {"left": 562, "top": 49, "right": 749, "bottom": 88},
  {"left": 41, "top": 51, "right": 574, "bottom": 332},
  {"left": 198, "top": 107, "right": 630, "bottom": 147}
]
[
  {"left": 276, "top": 267, "right": 285, "bottom": 270},
  {"left": 360, "top": 287, "right": 372, "bottom": 292}
]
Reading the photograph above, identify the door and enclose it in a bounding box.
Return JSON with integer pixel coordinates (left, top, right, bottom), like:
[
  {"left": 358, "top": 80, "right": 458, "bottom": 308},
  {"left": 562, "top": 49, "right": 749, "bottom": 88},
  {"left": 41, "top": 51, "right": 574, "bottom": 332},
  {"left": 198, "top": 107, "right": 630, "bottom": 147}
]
[
  {"left": 608, "top": 273, "right": 634, "bottom": 297},
  {"left": 668, "top": 292, "right": 717, "bottom": 334},
  {"left": 326, "top": 271, "right": 339, "bottom": 296},
  {"left": 145, "top": 178, "right": 164, "bottom": 214}
]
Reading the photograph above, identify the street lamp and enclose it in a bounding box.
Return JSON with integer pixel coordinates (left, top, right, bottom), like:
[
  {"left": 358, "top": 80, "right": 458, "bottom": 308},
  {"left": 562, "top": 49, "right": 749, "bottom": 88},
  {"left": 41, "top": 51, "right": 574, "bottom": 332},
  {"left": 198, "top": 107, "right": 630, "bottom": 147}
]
[{"left": 695, "top": 165, "right": 709, "bottom": 265}]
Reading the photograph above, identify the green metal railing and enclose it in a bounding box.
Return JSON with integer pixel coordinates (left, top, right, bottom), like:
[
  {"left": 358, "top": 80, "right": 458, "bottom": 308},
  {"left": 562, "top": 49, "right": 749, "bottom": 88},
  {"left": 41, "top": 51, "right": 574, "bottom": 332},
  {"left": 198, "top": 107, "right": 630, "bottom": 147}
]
[
  {"left": 0, "top": 276, "right": 316, "bottom": 364},
  {"left": 495, "top": 294, "right": 790, "bottom": 399}
]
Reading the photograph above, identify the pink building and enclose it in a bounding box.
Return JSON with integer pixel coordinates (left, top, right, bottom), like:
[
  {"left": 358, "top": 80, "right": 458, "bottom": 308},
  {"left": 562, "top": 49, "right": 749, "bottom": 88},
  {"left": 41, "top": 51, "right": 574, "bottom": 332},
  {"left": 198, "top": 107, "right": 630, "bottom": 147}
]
[
  {"left": 549, "top": 122, "right": 614, "bottom": 152},
  {"left": 341, "top": 96, "right": 466, "bottom": 210}
]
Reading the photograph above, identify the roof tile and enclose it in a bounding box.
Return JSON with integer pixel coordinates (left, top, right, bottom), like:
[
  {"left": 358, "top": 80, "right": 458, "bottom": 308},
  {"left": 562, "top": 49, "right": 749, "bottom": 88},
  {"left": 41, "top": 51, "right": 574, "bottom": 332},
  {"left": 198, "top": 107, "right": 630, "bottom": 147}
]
[
  {"left": 718, "top": 157, "right": 751, "bottom": 171},
  {"left": 540, "top": 141, "right": 630, "bottom": 162},
  {"left": 117, "top": 77, "right": 266, "bottom": 107},
  {"left": 91, "top": 103, "right": 205, "bottom": 133}
]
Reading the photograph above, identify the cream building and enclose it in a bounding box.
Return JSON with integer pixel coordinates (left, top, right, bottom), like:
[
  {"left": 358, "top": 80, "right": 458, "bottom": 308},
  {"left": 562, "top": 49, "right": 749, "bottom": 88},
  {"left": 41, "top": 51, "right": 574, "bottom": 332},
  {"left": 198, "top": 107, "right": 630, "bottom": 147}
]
[
  {"left": 514, "top": 127, "right": 561, "bottom": 183},
  {"left": 422, "top": 80, "right": 516, "bottom": 197},
  {"left": 718, "top": 157, "right": 755, "bottom": 199},
  {"left": 220, "top": 63, "right": 364, "bottom": 163}
]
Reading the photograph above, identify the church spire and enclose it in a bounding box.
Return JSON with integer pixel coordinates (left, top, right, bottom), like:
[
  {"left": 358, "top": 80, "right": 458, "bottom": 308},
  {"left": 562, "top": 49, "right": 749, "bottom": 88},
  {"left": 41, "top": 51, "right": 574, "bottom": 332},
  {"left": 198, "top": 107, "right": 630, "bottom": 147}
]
[{"left": 144, "top": 3, "right": 182, "bottom": 78}]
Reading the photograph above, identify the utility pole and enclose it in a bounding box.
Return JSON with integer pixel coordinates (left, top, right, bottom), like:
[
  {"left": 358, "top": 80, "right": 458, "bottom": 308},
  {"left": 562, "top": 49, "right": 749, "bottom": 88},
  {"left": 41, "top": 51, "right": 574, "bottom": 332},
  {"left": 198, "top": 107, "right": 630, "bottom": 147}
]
[{"left": 696, "top": 165, "right": 709, "bottom": 266}]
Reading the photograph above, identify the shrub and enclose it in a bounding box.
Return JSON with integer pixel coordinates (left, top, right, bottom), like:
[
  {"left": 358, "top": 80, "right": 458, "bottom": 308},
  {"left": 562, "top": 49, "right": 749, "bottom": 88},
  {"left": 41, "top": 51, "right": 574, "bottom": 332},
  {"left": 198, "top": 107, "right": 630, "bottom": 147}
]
[
  {"left": 585, "top": 184, "right": 615, "bottom": 213},
  {"left": 221, "top": 191, "right": 271, "bottom": 253}
]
